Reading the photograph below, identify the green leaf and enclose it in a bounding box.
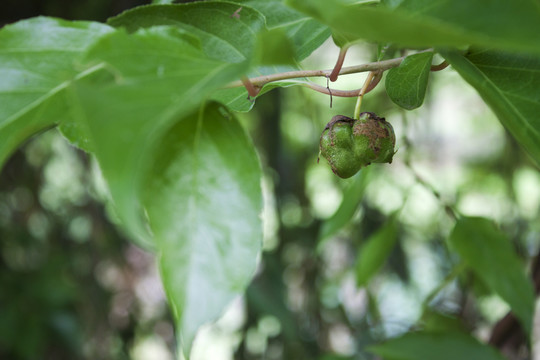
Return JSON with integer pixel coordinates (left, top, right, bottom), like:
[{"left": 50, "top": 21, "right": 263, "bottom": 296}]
[
  {"left": 449, "top": 216, "right": 535, "bottom": 336},
  {"left": 143, "top": 102, "right": 263, "bottom": 355},
  {"left": 286, "top": 0, "right": 540, "bottom": 53},
  {"left": 107, "top": 2, "right": 266, "bottom": 63},
  {"left": 66, "top": 27, "right": 246, "bottom": 247},
  {"left": 0, "top": 17, "right": 112, "bottom": 167},
  {"left": 255, "top": 28, "right": 296, "bottom": 65},
  {"left": 355, "top": 218, "right": 398, "bottom": 287},
  {"left": 318, "top": 168, "right": 372, "bottom": 248},
  {"left": 369, "top": 331, "right": 507, "bottom": 360},
  {"left": 385, "top": 52, "right": 433, "bottom": 110},
  {"left": 229, "top": 0, "right": 331, "bottom": 60},
  {"left": 441, "top": 49, "right": 540, "bottom": 166}
]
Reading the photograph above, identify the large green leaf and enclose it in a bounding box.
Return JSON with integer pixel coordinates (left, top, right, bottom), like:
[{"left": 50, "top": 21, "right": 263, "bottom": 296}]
[
  {"left": 441, "top": 49, "right": 540, "bottom": 166},
  {"left": 107, "top": 2, "right": 266, "bottom": 63},
  {"left": 369, "top": 331, "right": 506, "bottom": 360},
  {"left": 355, "top": 218, "right": 398, "bottom": 287},
  {"left": 286, "top": 0, "right": 540, "bottom": 53},
  {"left": 449, "top": 217, "right": 535, "bottom": 336},
  {"left": 66, "top": 27, "right": 246, "bottom": 247},
  {"left": 0, "top": 17, "right": 112, "bottom": 168},
  {"left": 144, "top": 102, "right": 263, "bottom": 355},
  {"left": 228, "top": 0, "right": 331, "bottom": 61},
  {"left": 385, "top": 52, "right": 433, "bottom": 110}
]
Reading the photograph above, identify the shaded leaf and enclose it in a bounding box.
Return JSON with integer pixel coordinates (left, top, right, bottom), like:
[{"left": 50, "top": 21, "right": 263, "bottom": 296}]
[
  {"left": 369, "top": 331, "right": 507, "bottom": 360},
  {"left": 0, "top": 17, "right": 112, "bottom": 167},
  {"left": 286, "top": 0, "right": 540, "bottom": 53},
  {"left": 355, "top": 218, "right": 398, "bottom": 286},
  {"left": 449, "top": 216, "right": 535, "bottom": 336},
  {"left": 107, "top": 2, "right": 266, "bottom": 63},
  {"left": 318, "top": 168, "right": 372, "bottom": 249},
  {"left": 385, "top": 52, "right": 433, "bottom": 110},
  {"left": 144, "top": 102, "right": 263, "bottom": 355},
  {"left": 441, "top": 49, "right": 540, "bottom": 166},
  {"left": 67, "top": 27, "right": 246, "bottom": 247},
  {"left": 255, "top": 28, "right": 296, "bottom": 65}
]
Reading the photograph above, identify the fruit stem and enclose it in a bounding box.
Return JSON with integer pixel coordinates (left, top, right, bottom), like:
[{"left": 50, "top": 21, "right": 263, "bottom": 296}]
[{"left": 353, "top": 71, "right": 376, "bottom": 120}]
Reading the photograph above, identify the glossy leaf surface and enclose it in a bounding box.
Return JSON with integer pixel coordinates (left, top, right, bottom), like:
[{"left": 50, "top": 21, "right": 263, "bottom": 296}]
[
  {"left": 108, "top": 2, "right": 266, "bottom": 63},
  {"left": 68, "top": 27, "right": 246, "bottom": 246},
  {"left": 0, "top": 17, "right": 112, "bottom": 167},
  {"left": 144, "top": 102, "right": 263, "bottom": 354}
]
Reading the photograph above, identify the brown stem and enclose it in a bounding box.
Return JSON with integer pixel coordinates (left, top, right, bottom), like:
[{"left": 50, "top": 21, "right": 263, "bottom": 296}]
[
  {"left": 364, "top": 70, "right": 383, "bottom": 94},
  {"left": 431, "top": 60, "right": 449, "bottom": 72},
  {"left": 226, "top": 52, "right": 427, "bottom": 89},
  {"left": 329, "top": 46, "right": 349, "bottom": 82},
  {"left": 241, "top": 76, "right": 260, "bottom": 98}
]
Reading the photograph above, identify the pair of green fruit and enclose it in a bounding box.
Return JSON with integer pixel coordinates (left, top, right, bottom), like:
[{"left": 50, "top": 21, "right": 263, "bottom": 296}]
[{"left": 319, "top": 112, "right": 396, "bottom": 178}]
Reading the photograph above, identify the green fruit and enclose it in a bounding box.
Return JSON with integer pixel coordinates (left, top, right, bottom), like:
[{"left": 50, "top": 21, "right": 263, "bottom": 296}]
[{"left": 319, "top": 112, "right": 396, "bottom": 178}]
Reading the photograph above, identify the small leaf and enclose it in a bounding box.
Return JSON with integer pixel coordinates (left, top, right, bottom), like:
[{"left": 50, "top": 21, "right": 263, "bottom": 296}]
[
  {"left": 385, "top": 52, "right": 433, "bottom": 110},
  {"left": 449, "top": 216, "right": 535, "bottom": 336},
  {"left": 0, "top": 17, "right": 112, "bottom": 167},
  {"left": 143, "top": 102, "right": 263, "bottom": 355},
  {"left": 356, "top": 218, "right": 398, "bottom": 287},
  {"left": 287, "top": 0, "right": 540, "bottom": 53},
  {"left": 441, "top": 49, "right": 540, "bottom": 166},
  {"left": 369, "top": 331, "right": 507, "bottom": 360},
  {"left": 318, "top": 168, "right": 372, "bottom": 248}
]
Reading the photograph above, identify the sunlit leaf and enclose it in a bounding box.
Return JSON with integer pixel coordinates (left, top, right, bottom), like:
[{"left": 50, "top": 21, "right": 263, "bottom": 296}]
[
  {"left": 442, "top": 49, "right": 540, "bottom": 166},
  {"left": 449, "top": 216, "right": 535, "bottom": 336},
  {"left": 369, "top": 331, "right": 507, "bottom": 360},
  {"left": 144, "top": 102, "right": 263, "bottom": 355},
  {"left": 0, "top": 17, "right": 112, "bottom": 167},
  {"left": 67, "top": 27, "right": 246, "bottom": 247},
  {"left": 385, "top": 52, "right": 433, "bottom": 110},
  {"left": 107, "top": 2, "right": 266, "bottom": 63}
]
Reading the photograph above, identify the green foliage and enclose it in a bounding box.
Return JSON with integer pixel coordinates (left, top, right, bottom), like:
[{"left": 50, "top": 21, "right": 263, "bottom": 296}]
[
  {"left": 286, "top": 0, "right": 540, "bottom": 52},
  {"left": 1, "top": 0, "right": 540, "bottom": 359},
  {"left": 442, "top": 49, "right": 540, "bottom": 166},
  {"left": 369, "top": 331, "right": 507, "bottom": 360},
  {"left": 385, "top": 52, "right": 433, "bottom": 110},
  {"left": 0, "top": 17, "right": 113, "bottom": 167},
  {"left": 144, "top": 102, "right": 262, "bottom": 355},
  {"left": 355, "top": 218, "right": 398, "bottom": 286},
  {"left": 449, "top": 216, "right": 535, "bottom": 335}
]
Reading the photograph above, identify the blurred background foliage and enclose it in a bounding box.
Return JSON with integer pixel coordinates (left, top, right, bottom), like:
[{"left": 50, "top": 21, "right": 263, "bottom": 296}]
[{"left": 2, "top": 1, "right": 540, "bottom": 360}]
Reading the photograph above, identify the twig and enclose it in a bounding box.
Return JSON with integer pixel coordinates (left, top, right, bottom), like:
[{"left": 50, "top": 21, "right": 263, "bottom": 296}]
[
  {"left": 431, "top": 60, "right": 449, "bottom": 72},
  {"left": 329, "top": 46, "right": 349, "bottom": 82},
  {"left": 226, "top": 54, "right": 414, "bottom": 89}
]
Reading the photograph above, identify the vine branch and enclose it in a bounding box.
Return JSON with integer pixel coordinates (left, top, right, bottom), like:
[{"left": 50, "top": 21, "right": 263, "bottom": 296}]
[{"left": 228, "top": 50, "right": 442, "bottom": 98}]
